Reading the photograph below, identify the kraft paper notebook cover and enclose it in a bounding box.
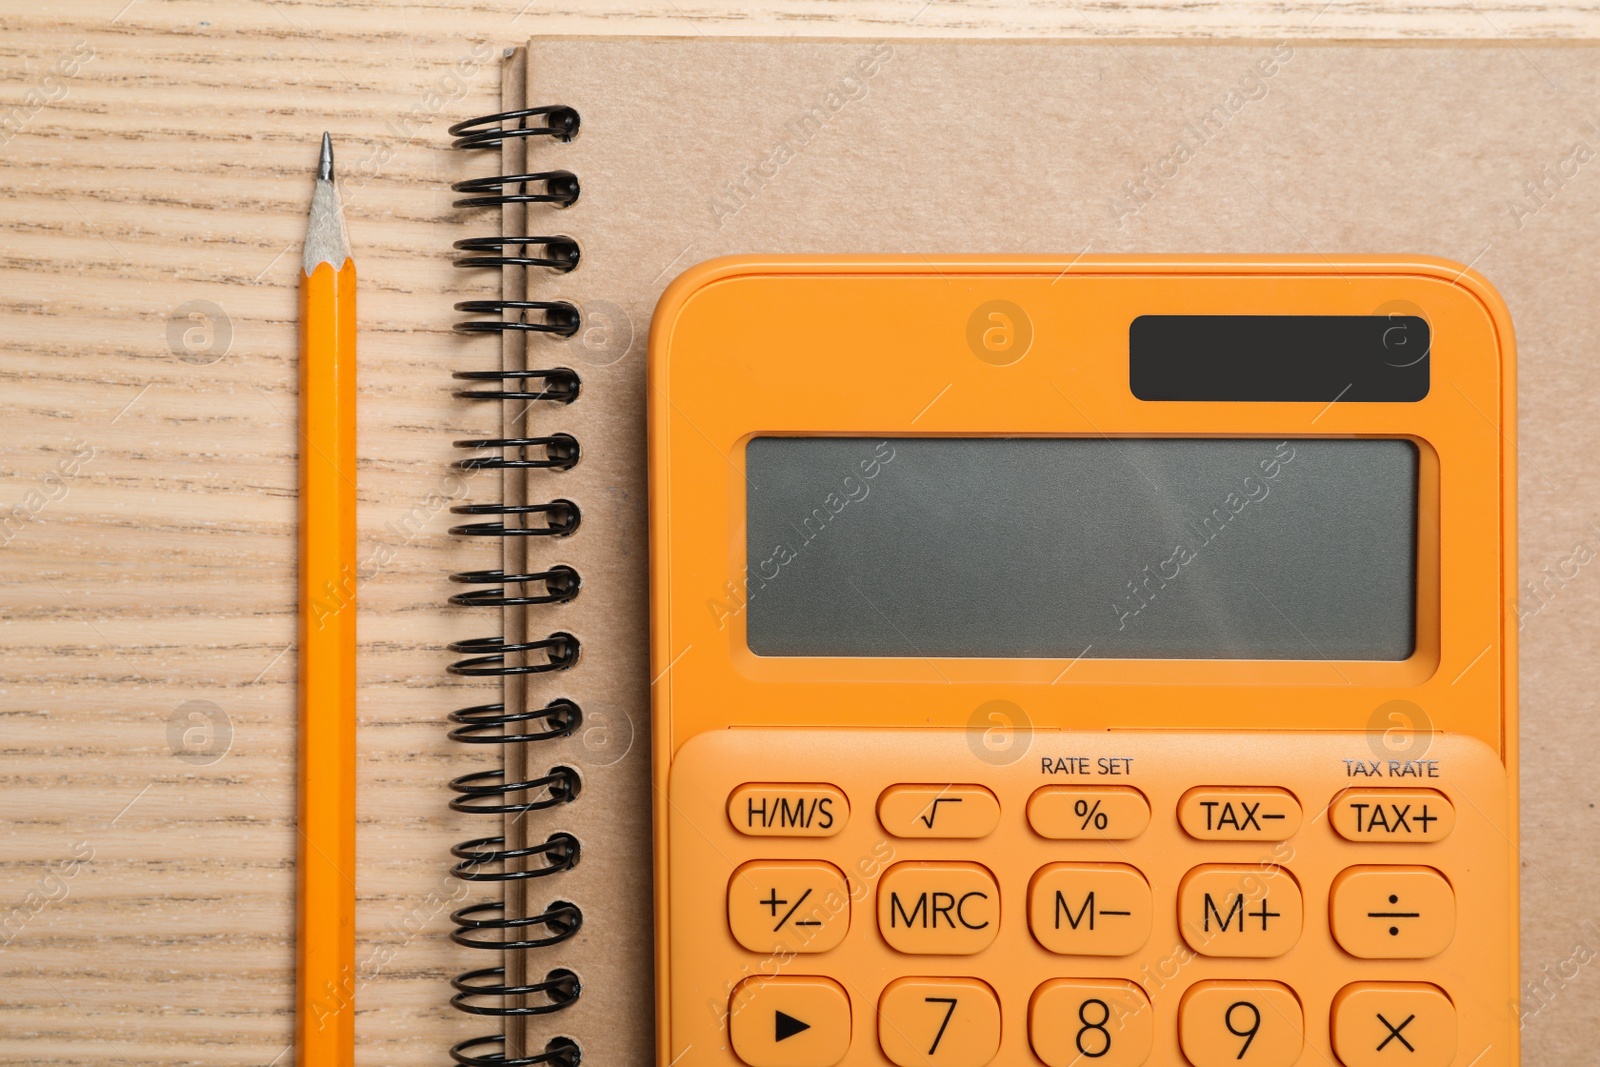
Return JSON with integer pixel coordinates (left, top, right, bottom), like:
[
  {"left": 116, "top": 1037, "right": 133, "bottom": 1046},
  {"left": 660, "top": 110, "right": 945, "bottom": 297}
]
[{"left": 450, "top": 37, "right": 1599, "bottom": 1067}]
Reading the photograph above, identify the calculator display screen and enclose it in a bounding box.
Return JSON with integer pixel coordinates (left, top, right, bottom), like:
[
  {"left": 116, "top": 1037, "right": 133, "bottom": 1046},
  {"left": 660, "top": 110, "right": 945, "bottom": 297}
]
[{"left": 743, "top": 437, "right": 1418, "bottom": 660}]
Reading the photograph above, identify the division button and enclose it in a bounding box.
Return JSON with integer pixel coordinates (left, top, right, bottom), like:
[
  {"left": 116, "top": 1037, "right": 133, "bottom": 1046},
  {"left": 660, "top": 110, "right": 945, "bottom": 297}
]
[
  {"left": 1179, "top": 980, "right": 1303, "bottom": 1067},
  {"left": 878, "top": 784, "right": 1001, "bottom": 839},
  {"left": 1330, "top": 982, "right": 1456, "bottom": 1067},
  {"left": 729, "top": 976, "right": 852, "bottom": 1067},
  {"left": 1027, "top": 786, "right": 1150, "bottom": 841},
  {"left": 1178, "top": 787, "right": 1302, "bottom": 841},
  {"left": 728, "top": 860, "right": 851, "bottom": 954},
  {"left": 877, "top": 977, "right": 1001, "bottom": 1067},
  {"left": 1329, "top": 788, "right": 1455, "bottom": 843},
  {"left": 1178, "top": 865, "right": 1303, "bottom": 958},
  {"left": 728, "top": 783, "right": 848, "bottom": 837},
  {"left": 878, "top": 861, "right": 1000, "bottom": 955},
  {"left": 1329, "top": 865, "right": 1455, "bottom": 959},
  {"left": 1027, "top": 862, "right": 1152, "bottom": 956},
  {"left": 1029, "top": 978, "right": 1153, "bottom": 1067}
]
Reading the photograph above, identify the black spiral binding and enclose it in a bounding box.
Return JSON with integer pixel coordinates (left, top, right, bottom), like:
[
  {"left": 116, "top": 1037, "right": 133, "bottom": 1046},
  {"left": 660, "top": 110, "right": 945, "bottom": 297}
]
[{"left": 446, "top": 105, "right": 586, "bottom": 1067}]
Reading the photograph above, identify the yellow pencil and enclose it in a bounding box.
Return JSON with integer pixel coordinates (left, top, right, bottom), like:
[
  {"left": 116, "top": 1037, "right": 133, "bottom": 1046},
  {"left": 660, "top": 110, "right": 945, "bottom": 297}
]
[{"left": 298, "top": 131, "right": 357, "bottom": 1067}]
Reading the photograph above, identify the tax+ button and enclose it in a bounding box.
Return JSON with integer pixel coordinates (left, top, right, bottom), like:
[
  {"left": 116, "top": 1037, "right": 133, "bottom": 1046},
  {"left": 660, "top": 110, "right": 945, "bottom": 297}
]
[{"left": 1330, "top": 788, "right": 1454, "bottom": 842}]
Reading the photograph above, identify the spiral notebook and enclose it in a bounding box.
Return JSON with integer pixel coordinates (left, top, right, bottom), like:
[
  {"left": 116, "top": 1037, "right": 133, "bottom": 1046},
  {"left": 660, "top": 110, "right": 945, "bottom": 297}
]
[{"left": 442, "top": 36, "right": 1599, "bottom": 1067}]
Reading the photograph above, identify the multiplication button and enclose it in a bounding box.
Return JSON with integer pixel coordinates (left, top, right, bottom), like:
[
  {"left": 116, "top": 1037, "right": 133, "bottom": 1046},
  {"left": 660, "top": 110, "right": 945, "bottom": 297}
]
[
  {"left": 1178, "top": 787, "right": 1302, "bottom": 841},
  {"left": 1027, "top": 786, "right": 1150, "bottom": 841},
  {"left": 1331, "top": 982, "right": 1456, "bottom": 1067},
  {"left": 728, "top": 860, "right": 850, "bottom": 954}
]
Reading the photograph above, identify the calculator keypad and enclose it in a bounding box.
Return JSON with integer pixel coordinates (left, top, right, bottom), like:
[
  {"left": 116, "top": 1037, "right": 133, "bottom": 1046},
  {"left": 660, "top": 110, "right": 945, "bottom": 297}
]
[{"left": 668, "top": 729, "right": 1512, "bottom": 1067}]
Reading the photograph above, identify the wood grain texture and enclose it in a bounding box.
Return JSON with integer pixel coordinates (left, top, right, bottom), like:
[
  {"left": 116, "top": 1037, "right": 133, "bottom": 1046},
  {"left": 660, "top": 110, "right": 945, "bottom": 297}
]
[{"left": 1, "top": 2, "right": 1598, "bottom": 1065}]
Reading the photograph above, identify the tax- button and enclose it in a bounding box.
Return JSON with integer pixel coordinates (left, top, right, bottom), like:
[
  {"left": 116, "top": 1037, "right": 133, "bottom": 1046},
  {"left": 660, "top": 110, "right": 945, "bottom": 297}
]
[
  {"left": 728, "top": 860, "right": 850, "bottom": 954},
  {"left": 729, "top": 783, "right": 848, "bottom": 837},
  {"left": 1331, "top": 982, "right": 1456, "bottom": 1067},
  {"left": 877, "top": 977, "right": 1000, "bottom": 1067},
  {"left": 1028, "top": 862, "right": 1152, "bottom": 956},
  {"left": 1330, "top": 788, "right": 1455, "bottom": 842},
  {"left": 878, "top": 861, "right": 999, "bottom": 954},
  {"left": 1027, "top": 786, "right": 1150, "bottom": 841},
  {"left": 1029, "top": 978, "right": 1153, "bottom": 1067},
  {"left": 1330, "top": 866, "right": 1454, "bottom": 959},
  {"left": 1178, "top": 865, "right": 1302, "bottom": 958},
  {"left": 1179, "top": 980, "right": 1303, "bottom": 1067},
  {"left": 729, "top": 976, "right": 851, "bottom": 1067},
  {"left": 1178, "top": 787, "right": 1302, "bottom": 841},
  {"left": 878, "top": 784, "right": 1000, "bottom": 839}
]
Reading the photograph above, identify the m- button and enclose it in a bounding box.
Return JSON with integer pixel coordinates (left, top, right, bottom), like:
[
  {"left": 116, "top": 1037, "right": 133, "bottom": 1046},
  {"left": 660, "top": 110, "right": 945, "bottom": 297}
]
[
  {"left": 1178, "top": 787, "right": 1302, "bottom": 841},
  {"left": 1027, "top": 862, "right": 1152, "bottom": 956},
  {"left": 878, "top": 861, "right": 999, "bottom": 954},
  {"left": 729, "top": 976, "right": 852, "bottom": 1067},
  {"left": 1330, "top": 788, "right": 1455, "bottom": 842},
  {"left": 1179, "top": 865, "right": 1303, "bottom": 958},
  {"left": 1331, "top": 982, "right": 1456, "bottom": 1067}
]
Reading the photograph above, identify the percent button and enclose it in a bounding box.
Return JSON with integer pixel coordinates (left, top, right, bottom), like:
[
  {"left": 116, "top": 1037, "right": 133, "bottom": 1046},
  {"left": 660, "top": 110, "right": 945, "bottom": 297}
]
[{"left": 1027, "top": 786, "right": 1150, "bottom": 841}]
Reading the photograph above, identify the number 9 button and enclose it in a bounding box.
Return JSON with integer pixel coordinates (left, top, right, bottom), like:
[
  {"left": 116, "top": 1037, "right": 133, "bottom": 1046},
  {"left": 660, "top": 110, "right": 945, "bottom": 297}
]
[{"left": 1178, "top": 981, "right": 1304, "bottom": 1067}]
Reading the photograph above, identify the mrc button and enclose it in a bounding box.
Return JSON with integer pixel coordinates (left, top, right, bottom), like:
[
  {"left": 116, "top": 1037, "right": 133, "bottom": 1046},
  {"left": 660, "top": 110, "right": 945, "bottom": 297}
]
[
  {"left": 1330, "top": 788, "right": 1455, "bottom": 842},
  {"left": 878, "top": 861, "right": 999, "bottom": 954},
  {"left": 729, "top": 783, "right": 848, "bottom": 837},
  {"left": 1178, "top": 787, "right": 1302, "bottom": 840}
]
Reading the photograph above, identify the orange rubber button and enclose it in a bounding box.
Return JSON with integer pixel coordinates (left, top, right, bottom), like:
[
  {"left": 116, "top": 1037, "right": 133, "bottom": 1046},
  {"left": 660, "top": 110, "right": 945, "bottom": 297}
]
[
  {"left": 1179, "top": 981, "right": 1303, "bottom": 1067},
  {"left": 1029, "top": 978, "right": 1153, "bottom": 1067},
  {"left": 1330, "top": 788, "right": 1455, "bottom": 843},
  {"left": 729, "top": 976, "right": 852, "bottom": 1067},
  {"left": 1178, "top": 787, "right": 1302, "bottom": 841},
  {"left": 1027, "top": 862, "right": 1151, "bottom": 956},
  {"left": 728, "top": 783, "right": 848, "bottom": 837},
  {"left": 1027, "top": 786, "right": 1150, "bottom": 841},
  {"left": 1331, "top": 982, "right": 1456, "bottom": 1067},
  {"left": 877, "top": 861, "right": 999, "bottom": 955},
  {"left": 728, "top": 860, "right": 850, "bottom": 954},
  {"left": 878, "top": 784, "right": 1000, "bottom": 839},
  {"left": 876, "top": 977, "right": 1000, "bottom": 1067},
  {"left": 1329, "top": 866, "right": 1455, "bottom": 959},
  {"left": 1178, "top": 865, "right": 1302, "bottom": 958}
]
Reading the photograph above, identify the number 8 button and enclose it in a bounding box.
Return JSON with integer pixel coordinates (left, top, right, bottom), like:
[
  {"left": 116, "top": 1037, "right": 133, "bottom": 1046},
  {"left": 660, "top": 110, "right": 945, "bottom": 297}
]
[
  {"left": 1179, "top": 981, "right": 1304, "bottom": 1067},
  {"left": 1028, "top": 979, "right": 1153, "bottom": 1067}
]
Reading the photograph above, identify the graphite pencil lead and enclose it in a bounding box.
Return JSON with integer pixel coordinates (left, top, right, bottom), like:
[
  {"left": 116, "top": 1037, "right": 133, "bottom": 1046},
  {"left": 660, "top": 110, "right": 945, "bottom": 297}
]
[{"left": 318, "top": 131, "right": 334, "bottom": 182}]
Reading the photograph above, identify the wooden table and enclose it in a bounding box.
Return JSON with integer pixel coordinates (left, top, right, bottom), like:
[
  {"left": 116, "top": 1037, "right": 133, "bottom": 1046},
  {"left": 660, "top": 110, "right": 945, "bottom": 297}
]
[{"left": 3, "top": 4, "right": 1595, "bottom": 1064}]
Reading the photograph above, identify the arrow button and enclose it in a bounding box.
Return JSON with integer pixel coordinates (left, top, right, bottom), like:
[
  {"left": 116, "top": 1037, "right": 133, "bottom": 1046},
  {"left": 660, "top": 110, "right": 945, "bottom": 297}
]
[
  {"left": 775, "top": 1010, "right": 812, "bottom": 1043},
  {"left": 730, "top": 976, "right": 851, "bottom": 1067}
]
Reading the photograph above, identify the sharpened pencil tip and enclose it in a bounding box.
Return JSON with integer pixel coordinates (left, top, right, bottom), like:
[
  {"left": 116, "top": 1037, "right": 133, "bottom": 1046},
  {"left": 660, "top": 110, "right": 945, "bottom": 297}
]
[{"left": 318, "top": 132, "right": 334, "bottom": 182}]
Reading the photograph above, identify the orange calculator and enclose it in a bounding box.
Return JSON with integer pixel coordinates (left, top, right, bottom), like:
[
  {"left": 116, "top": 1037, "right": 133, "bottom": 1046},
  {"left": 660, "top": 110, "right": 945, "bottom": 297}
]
[{"left": 648, "top": 256, "right": 1517, "bottom": 1067}]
